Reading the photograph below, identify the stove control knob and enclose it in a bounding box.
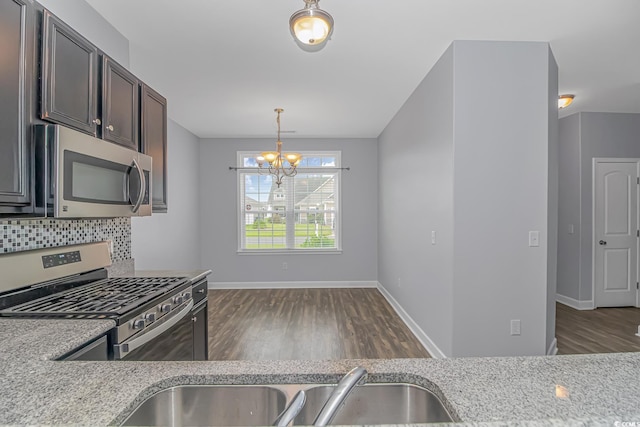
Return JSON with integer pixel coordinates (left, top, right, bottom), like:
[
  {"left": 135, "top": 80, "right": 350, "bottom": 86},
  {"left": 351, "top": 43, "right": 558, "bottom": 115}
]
[
  {"left": 132, "top": 319, "right": 146, "bottom": 330},
  {"left": 183, "top": 292, "right": 192, "bottom": 301},
  {"left": 173, "top": 295, "right": 184, "bottom": 305},
  {"left": 145, "top": 313, "right": 156, "bottom": 323},
  {"left": 160, "top": 304, "right": 172, "bottom": 313}
]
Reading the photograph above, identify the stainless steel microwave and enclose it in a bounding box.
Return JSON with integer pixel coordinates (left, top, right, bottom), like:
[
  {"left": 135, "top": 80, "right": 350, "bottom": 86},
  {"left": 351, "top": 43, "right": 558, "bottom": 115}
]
[{"left": 34, "top": 124, "right": 152, "bottom": 218}]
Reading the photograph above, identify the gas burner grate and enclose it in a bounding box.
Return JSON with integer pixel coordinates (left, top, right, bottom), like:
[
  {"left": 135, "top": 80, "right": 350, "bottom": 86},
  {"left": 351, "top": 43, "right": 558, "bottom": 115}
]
[{"left": 1, "top": 277, "right": 189, "bottom": 317}]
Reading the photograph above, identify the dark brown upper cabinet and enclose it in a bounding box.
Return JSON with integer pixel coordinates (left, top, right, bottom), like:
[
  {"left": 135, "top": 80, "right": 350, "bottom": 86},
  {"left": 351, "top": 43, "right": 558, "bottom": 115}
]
[
  {"left": 101, "top": 56, "right": 139, "bottom": 150},
  {"left": 141, "top": 84, "right": 168, "bottom": 212},
  {"left": 41, "top": 10, "right": 99, "bottom": 137},
  {"left": 0, "top": 0, "right": 37, "bottom": 215}
]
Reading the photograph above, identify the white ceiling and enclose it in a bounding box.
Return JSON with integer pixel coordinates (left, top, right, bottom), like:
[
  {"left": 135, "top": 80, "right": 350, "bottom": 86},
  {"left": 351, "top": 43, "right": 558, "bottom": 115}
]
[{"left": 86, "top": 0, "right": 640, "bottom": 139}]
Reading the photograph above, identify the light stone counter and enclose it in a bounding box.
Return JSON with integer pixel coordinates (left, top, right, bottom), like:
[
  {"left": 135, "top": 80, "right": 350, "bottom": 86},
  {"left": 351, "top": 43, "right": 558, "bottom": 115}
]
[
  {"left": 0, "top": 315, "right": 638, "bottom": 426},
  {"left": 0, "top": 269, "right": 638, "bottom": 426},
  {"left": 0, "top": 318, "right": 114, "bottom": 362}
]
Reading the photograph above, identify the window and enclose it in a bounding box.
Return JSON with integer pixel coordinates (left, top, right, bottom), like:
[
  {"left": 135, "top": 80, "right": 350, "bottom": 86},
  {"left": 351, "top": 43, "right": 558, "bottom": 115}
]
[{"left": 238, "top": 151, "right": 341, "bottom": 252}]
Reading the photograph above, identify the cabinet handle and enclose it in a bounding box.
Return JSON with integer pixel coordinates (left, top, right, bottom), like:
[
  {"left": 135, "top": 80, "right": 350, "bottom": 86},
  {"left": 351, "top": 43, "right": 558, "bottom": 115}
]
[
  {"left": 107, "top": 124, "right": 114, "bottom": 131},
  {"left": 197, "top": 289, "right": 205, "bottom": 294},
  {"left": 93, "top": 118, "right": 102, "bottom": 125},
  {"left": 192, "top": 317, "right": 197, "bottom": 323}
]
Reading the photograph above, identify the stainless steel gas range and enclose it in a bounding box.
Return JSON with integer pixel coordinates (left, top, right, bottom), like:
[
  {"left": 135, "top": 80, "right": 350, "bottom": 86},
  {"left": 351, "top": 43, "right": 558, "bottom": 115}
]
[{"left": 0, "top": 242, "right": 208, "bottom": 361}]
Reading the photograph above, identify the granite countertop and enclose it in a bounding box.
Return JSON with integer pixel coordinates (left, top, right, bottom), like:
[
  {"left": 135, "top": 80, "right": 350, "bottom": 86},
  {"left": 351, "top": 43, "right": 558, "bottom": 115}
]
[
  {"left": 0, "top": 318, "right": 115, "bottom": 362},
  {"left": 1, "top": 319, "right": 638, "bottom": 426},
  {"left": 1, "top": 270, "right": 638, "bottom": 426}
]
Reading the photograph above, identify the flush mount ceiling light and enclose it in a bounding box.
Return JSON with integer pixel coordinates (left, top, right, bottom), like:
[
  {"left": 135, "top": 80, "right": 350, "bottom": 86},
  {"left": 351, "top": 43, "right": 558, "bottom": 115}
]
[
  {"left": 558, "top": 94, "right": 575, "bottom": 109},
  {"left": 256, "top": 108, "right": 302, "bottom": 188},
  {"left": 289, "top": 0, "right": 334, "bottom": 52}
]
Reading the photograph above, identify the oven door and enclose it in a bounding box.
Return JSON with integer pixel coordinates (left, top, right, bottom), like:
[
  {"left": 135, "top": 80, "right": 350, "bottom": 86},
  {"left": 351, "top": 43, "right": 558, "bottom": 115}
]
[{"left": 115, "top": 300, "right": 194, "bottom": 361}]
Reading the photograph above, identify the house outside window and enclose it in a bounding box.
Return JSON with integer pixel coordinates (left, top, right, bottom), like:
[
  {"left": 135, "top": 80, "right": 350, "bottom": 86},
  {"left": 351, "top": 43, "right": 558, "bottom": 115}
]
[{"left": 237, "top": 151, "right": 341, "bottom": 252}]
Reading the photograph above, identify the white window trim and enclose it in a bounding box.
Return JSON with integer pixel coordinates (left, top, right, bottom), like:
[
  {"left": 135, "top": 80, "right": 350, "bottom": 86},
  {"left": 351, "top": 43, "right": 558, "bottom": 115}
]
[{"left": 236, "top": 151, "right": 342, "bottom": 254}]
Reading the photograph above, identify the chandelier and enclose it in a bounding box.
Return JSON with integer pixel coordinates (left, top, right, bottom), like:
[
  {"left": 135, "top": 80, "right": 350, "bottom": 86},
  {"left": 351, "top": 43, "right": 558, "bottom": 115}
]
[{"left": 256, "top": 108, "right": 302, "bottom": 188}]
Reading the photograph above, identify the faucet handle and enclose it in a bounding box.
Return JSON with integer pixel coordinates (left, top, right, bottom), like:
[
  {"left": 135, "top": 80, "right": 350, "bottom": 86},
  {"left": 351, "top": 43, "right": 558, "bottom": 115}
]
[{"left": 273, "top": 389, "right": 306, "bottom": 427}]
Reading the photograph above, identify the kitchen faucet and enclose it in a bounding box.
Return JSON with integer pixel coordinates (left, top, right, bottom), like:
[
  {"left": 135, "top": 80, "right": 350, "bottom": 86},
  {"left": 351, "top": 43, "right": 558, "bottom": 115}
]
[
  {"left": 273, "top": 389, "right": 306, "bottom": 427},
  {"left": 313, "top": 366, "right": 368, "bottom": 426}
]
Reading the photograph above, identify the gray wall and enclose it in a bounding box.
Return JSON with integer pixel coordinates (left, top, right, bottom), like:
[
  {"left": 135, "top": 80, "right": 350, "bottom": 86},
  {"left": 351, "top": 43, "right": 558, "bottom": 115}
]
[
  {"left": 199, "top": 138, "right": 378, "bottom": 285},
  {"left": 558, "top": 112, "right": 640, "bottom": 303},
  {"left": 37, "top": 0, "right": 129, "bottom": 68},
  {"left": 546, "top": 50, "right": 559, "bottom": 353},
  {"left": 557, "top": 114, "right": 582, "bottom": 300},
  {"left": 130, "top": 120, "right": 201, "bottom": 270},
  {"left": 378, "top": 45, "right": 455, "bottom": 356},
  {"left": 451, "top": 41, "right": 556, "bottom": 357},
  {"left": 379, "top": 41, "right": 557, "bottom": 357}
]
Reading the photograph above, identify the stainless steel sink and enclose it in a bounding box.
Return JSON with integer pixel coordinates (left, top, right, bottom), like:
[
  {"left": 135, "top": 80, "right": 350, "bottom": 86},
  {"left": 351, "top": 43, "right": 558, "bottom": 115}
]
[
  {"left": 294, "top": 383, "right": 453, "bottom": 425},
  {"left": 120, "top": 385, "right": 287, "bottom": 426},
  {"left": 120, "top": 382, "right": 453, "bottom": 426}
]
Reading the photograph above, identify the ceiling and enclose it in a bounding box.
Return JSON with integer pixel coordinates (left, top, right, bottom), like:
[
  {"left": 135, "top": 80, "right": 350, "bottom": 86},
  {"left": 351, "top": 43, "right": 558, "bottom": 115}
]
[{"left": 86, "top": 0, "right": 640, "bottom": 139}]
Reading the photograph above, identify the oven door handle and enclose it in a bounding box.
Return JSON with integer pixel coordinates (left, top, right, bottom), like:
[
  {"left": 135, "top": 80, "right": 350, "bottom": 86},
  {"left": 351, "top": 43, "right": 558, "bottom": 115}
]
[{"left": 114, "top": 300, "right": 194, "bottom": 360}]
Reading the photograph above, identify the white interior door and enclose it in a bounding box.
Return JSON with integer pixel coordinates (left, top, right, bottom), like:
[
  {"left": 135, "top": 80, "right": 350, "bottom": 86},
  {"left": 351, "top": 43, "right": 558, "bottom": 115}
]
[{"left": 594, "top": 160, "right": 639, "bottom": 308}]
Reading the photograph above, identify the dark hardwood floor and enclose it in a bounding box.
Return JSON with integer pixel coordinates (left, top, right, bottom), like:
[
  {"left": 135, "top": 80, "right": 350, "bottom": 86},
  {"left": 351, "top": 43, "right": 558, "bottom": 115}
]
[
  {"left": 556, "top": 302, "right": 640, "bottom": 354},
  {"left": 207, "top": 288, "right": 431, "bottom": 360},
  {"left": 207, "top": 290, "right": 640, "bottom": 359}
]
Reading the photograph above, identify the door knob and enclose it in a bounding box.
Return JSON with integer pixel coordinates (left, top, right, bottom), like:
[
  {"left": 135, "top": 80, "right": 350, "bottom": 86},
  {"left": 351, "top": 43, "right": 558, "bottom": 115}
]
[
  {"left": 107, "top": 125, "right": 114, "bottom": 131},
  {"left": 599, "top": 240, "right": 607, "bottom": 245},
  {"left": 92, "top": 118, "right": 101, "bottom": 125}
]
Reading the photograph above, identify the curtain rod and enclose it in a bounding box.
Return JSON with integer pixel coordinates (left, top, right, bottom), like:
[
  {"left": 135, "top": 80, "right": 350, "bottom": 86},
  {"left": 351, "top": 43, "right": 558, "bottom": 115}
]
[{"left": 228, "top": 166, "right": 350, "bottom": 171}]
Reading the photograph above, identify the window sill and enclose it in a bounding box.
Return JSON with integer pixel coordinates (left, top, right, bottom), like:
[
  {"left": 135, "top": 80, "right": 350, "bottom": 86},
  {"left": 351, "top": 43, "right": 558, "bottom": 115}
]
[{"left": 237, "top": 249, "right": 343, "bottom": 256}]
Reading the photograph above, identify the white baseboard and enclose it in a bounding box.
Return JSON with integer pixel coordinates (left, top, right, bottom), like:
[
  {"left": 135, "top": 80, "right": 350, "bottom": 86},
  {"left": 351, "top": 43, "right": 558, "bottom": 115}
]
[
  {"left": 208, "top": 280, "right": 378, "bottom": 289},
  {"left": 556, "top": 294, "right": 594, "bottom": 310},
  {"left": 546, "top": 337, "right": 558, "bottom": 355},
  {"left": 376, "top": 283, "right": 447, "bottom": 359}
]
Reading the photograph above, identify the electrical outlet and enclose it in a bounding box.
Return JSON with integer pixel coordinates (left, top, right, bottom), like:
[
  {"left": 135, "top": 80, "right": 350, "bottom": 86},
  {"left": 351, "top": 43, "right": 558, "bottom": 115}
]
[
  {"left": 397, "top": 278, "right": 401, "bottom": 288},
  {"left": 282, "top": 262, "right": 288, "bottom": 270},
  {"left": 106, "top": 239, "right": 114, "bottom": 256},
  {"left": 431, "top": 231, "right": 437, "bottom": 245},
  {"left": 510, "top": 319, "right": 521, "bottom": 336}
]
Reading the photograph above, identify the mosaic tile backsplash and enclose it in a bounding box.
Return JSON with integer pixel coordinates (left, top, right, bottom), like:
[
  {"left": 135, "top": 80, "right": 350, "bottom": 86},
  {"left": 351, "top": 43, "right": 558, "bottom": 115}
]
[{"left": 0, "top": 218, "right": 131, "bottom": 261}]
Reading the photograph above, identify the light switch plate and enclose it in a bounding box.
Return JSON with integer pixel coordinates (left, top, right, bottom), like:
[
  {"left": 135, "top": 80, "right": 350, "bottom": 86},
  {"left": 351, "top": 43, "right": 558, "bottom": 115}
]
[{"left": 528, "top": 231, "right": 540, "bottom": 247}]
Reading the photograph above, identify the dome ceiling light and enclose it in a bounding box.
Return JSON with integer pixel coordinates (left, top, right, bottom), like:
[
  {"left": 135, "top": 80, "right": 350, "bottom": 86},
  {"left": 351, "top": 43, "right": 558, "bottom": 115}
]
[
  {"left": 558, "top": 94, "right": 575, "bottom": 109},
  {"left": 289, "top": 0, "right": 334, "bottom": 52}
]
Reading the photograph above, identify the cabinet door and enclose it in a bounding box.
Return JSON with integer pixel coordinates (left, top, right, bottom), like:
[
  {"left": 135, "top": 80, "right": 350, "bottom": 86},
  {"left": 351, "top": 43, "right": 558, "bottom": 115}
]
[
  {"left": 41, "top": 10, "right": 99, "bottom": 136},
  {"left": 0, "top": 0, "right": 36, "bottom": 214},
  {"left": 59, "top": 335, "right": 109, "bottom": 361},
  {"left": 141, "top": 84, "right": 168, "bottom": 212},
  {"left": 102, "top": 56, "right": 139, "bottom": 149},
  {"left": 192, "top": 300, "right": 209, "bottom": 361}
]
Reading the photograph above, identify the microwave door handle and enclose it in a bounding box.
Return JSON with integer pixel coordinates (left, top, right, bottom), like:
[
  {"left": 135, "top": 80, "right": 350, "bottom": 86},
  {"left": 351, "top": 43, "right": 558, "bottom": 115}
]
[{"left": 130, "top": 158, "right": 146, "bottom": 213}]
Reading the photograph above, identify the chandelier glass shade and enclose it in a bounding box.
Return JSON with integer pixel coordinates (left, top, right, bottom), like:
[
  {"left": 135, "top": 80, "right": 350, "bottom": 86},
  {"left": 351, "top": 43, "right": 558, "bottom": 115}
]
[
  {"left": 256, "top": 108, "right": 301, "bottom": 188},
  {"left": 289, "top": 0, "right": 334, "bottom": 52}
]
